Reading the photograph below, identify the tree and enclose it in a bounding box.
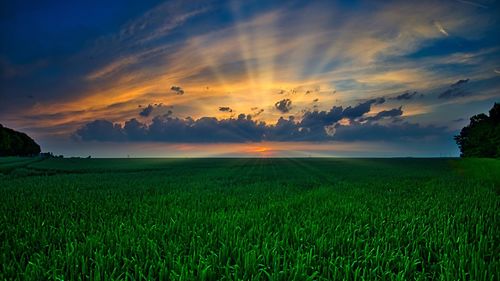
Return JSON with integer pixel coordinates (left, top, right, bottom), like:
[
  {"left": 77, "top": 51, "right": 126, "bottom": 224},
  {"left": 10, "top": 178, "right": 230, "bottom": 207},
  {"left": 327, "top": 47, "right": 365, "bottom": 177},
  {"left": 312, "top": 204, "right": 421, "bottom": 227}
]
[
  {"left": 454, "top": 103, "right": 500, "bottom": 158},
  {"left": 0, "top": 124, "right": 41, "bottom": 156}
]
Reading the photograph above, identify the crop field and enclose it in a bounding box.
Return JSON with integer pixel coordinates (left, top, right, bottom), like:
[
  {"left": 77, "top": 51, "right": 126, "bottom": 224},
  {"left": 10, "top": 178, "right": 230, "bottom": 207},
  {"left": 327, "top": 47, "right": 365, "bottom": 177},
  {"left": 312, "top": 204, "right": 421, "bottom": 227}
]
[{"left": 0, "top": 157, "right": 498, "bottom": 280}]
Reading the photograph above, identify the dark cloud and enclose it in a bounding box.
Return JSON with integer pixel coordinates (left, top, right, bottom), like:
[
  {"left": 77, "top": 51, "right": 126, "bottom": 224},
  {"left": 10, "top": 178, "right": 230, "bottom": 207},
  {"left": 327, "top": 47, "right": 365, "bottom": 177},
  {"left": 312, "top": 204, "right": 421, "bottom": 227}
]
[
  {"left": 300, "top": 98, "right": 384, "bottom": 129},
  {"left": 74, "top": 98, "right": 450, "bottom": 143},
  {"left": 252, "top": 108, "right": 264, "bottom": 117},
  {"left": 219, "top": 106, "right": 233, "bottom": 113},
  {"left": 331, "top": 122, "right": 449, "bottom": 141},
  {"left": 342, "top": 98, "right": 385, "bottom": 119},
  {"left": 295, "top": 98, "right": 386, "bottom": 139},
  {"left": 139, "top": 104, "right": 154, "bottom": 117},
  {"left": 75, "top": 114, "right": 281, "bottom": 143},
  {"left": 137, "top": 113, "right": 267, "bottom": 142},
  {"left": 139, "top": 103, "right": 172, "bottom": 117},
  {"left": 171, "top": 86, "right": 184, "bottom": 95},
  {"left": 266, "top": 116, "right": 304, "bottom": 141},
  {"left": 124, "top": 118, "right": 148, "bottom": 140},
  {"left": 438, "top": 79, "right": 471, "bottom": 99},
  {"left": 390, "top": 91, "right": 420, "bottom": 100},
  {"left": 300, "top": 106, "right": 344, "bottom": 129},
  {"left": 74, "top": 120, "right": 125, "bottom": 142},
  {"left": 275, "top": 99, "right": 292, "bottom": 113},
  {"left": 451, "top": 78, "right": 469, "bottom": 87},
  {"left": 438, "top": 88, "right": 469, "bottom": 99},
  {"left": 362, "top": 107, "right": 403, "bottom": 122}
]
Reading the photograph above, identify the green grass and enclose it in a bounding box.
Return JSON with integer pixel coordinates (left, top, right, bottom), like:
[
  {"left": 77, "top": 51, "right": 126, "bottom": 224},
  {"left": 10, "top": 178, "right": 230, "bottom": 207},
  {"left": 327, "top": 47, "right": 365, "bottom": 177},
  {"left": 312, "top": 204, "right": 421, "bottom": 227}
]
[
  {"left": 0, "top": 157, "right": 42, "bottom": 172},
  {"left": 0, "top": 158, "right": 498, "bottom": 280},
  {"left": 454, "top": 158, "right": 500, "bottom": 183}
]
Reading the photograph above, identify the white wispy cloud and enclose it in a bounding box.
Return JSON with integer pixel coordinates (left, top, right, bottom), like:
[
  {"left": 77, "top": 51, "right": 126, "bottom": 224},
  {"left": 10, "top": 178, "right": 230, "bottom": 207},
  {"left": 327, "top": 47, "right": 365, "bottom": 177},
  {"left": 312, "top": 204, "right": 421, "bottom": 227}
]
[
  {"left": 456, "top": 0, "right": 488, "bottom": 9},
  {"left": 434, "top": 21, "right": 449, "bottom": 36}
]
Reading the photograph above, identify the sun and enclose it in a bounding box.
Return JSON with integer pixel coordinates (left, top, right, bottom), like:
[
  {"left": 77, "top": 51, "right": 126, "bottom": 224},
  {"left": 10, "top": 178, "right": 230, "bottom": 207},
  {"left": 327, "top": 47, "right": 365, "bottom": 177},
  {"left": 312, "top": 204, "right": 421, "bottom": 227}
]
[
  {"left": 244, "top": 145, "right": 273, "bottom": 157},
  {"left": 253, "top": 146, "right": 268, "bottom": 153}
]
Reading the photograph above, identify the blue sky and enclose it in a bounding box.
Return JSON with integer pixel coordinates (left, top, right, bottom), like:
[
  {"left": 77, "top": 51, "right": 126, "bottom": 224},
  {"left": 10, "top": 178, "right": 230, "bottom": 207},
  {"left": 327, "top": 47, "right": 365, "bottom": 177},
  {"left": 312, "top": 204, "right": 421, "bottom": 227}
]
[{"left": 1, "top": 0, "right": 499, "bottom": 157}]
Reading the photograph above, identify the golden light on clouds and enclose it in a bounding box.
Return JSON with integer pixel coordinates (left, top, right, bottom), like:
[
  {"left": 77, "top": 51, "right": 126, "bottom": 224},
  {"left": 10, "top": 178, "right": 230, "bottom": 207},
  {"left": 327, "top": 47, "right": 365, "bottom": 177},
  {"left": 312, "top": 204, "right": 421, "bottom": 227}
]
[{"left": 1, "top": 0, "right": 498, "bottom": 158}]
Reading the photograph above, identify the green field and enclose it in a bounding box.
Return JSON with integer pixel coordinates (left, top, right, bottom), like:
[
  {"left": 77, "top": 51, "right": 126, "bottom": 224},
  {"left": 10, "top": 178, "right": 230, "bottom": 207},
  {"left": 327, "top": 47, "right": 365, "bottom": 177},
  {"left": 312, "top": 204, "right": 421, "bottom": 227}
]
[{"left": 0, "top": 158, "right": 498, "bottom": 280}]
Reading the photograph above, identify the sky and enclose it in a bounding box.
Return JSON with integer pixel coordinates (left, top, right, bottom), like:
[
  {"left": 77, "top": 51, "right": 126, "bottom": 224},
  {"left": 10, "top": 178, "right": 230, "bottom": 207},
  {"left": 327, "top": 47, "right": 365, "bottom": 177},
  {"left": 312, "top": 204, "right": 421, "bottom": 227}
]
[{"left": 1, "top": 0, "right": 499, "bottom": 157}]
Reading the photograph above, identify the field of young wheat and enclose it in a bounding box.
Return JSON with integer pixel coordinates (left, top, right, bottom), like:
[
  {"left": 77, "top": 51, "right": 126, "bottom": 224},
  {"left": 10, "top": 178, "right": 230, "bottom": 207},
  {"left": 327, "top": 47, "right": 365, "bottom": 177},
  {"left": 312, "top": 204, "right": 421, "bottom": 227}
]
[{"left": 0, "top": 157, "right": 498, "bottom": 280}]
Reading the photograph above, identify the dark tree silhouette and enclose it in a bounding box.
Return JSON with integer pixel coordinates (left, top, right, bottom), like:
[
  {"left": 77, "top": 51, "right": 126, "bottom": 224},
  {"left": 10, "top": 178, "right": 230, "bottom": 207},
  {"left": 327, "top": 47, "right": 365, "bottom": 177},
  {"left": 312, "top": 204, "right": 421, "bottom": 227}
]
[
  {"left": 454, "top": 103, "right": 500, "bottom": 158},
  {"left": 0, "top": 124, "right": 41, "bottom": 156}
]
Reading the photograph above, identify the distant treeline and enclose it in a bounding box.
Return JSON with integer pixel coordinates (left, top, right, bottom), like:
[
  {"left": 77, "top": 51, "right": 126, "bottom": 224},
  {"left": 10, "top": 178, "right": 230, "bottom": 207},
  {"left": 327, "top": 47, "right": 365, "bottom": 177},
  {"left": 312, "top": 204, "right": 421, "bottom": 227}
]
[
  {"left": 0, "top": 124, "right": 41, "bottom": 156},
  {"left": 455, "top": 103, "right": 500, "bottom": 158}
]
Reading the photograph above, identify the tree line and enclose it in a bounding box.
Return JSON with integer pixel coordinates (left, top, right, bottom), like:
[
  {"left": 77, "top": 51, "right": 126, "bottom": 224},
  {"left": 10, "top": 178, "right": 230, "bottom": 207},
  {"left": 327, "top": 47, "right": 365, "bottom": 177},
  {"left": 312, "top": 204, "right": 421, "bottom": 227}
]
[
  {"left": 455, "top": 103, "right": 499, "bottom": 158},
  {"left": 0, "top": 124, "right": 41, "bottom": 156}
]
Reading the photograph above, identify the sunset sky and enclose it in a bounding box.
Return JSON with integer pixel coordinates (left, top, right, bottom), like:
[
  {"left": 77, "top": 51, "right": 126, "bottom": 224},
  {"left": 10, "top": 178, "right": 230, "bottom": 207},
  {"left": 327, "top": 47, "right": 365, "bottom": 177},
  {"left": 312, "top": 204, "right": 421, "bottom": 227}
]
[{"left": 1, "top": 0, "right": 499, "bottom": 157}]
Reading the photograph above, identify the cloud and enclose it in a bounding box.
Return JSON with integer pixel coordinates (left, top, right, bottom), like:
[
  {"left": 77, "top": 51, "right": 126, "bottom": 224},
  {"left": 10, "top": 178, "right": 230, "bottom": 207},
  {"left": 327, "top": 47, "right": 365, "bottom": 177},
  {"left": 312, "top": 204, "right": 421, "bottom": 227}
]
[
  {"left": 438, "top": 88, "right": 468, "bottom": 99},
  {"left": 331, "top": 121, "right": 449, "bottom": 141},
  {"left": 74, "top": 111, "right": 448, "bottom": 143},
  {"left": 139, "top": 103, "right": 171, "bottom": 117},
  {"left": 433, "top": 21, "right": 449, "bottom": 36},
  {"left": 170, "top": 86, "right": 185, "bottom": 95},
  {"left": 456, "top": 0, "right": 488, "bottom": 9},
  {"left": 137, "top": 113, "right": 267, "bottom": 142},
  {"left": 74, "top": 98, "right": 453, "bottom": 143},
  {"left": 266, "top": 116, "right": 304, "bottom": 141},
  {"left": 123, "top": 118, "right": 148, "bottom": 140},
  {"left": 300, "top": 98, "right": 385, "bottom": 129},
  {"left": 438, "top": 78, "right": 471, "bottom": 99},
  {"left": 3, "top": 0, "right": 497, "bottom": 143},
  {"left": 219, "top": 106, "right": 233, "bottom": 112},
  {"left": 73, "top": 120, "right": 125, "bottom": 142},
  {"left": 451, "top": 78, "right": 469, "bottom": 87},
  {"left": 362, "top": 107, "right": 403, "bottom": 122},
  {"left": 342, "top": 98, "right": 385, "bottom": 119},
  {"left": 390, "top": 91, "right": 420, "bottom": 100},
  {"left": 297, "top": 97, "right": 388, "bottom": 139},
  {"left": 275, "top": 99, "right": 292, "bottom": 113},
  {"left": 139, "top": 104, "right": 155, "bottom": 117},
  {"left": 251, "top": 108, "right": 264, "bottom": 117}
]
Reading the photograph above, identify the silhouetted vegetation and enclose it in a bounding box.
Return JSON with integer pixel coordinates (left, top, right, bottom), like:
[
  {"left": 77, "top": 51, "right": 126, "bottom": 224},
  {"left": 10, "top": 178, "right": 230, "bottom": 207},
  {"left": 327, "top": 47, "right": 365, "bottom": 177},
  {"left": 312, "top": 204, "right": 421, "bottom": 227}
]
[
  {"left": 0, "top": 124, "right": 41, "bottom": 156},
  {"left": 455, "top": 103, "right": 500, "bottom": 158}
]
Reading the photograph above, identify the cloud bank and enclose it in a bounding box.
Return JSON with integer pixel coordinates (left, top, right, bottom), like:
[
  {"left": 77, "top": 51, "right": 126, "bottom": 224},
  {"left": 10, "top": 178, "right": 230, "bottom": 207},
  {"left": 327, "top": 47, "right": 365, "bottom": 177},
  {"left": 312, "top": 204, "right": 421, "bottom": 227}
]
[{"left": 74, "top": 99, "right": 448, "bottom": 143}]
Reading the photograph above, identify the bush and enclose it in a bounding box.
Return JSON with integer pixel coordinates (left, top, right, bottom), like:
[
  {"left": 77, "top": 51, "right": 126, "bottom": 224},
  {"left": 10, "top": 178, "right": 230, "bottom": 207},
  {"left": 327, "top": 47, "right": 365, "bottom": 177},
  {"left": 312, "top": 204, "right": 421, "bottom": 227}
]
[{"left": 455, "top": 103, "right": 500, "bottom": 158}]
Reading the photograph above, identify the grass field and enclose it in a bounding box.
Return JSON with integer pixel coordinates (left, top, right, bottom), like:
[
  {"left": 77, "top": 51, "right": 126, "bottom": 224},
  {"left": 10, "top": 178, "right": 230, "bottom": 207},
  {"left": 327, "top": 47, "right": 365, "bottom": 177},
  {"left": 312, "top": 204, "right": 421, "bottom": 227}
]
[{"left": 0, "top": 157, "right": 498, "bottom": 280}]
